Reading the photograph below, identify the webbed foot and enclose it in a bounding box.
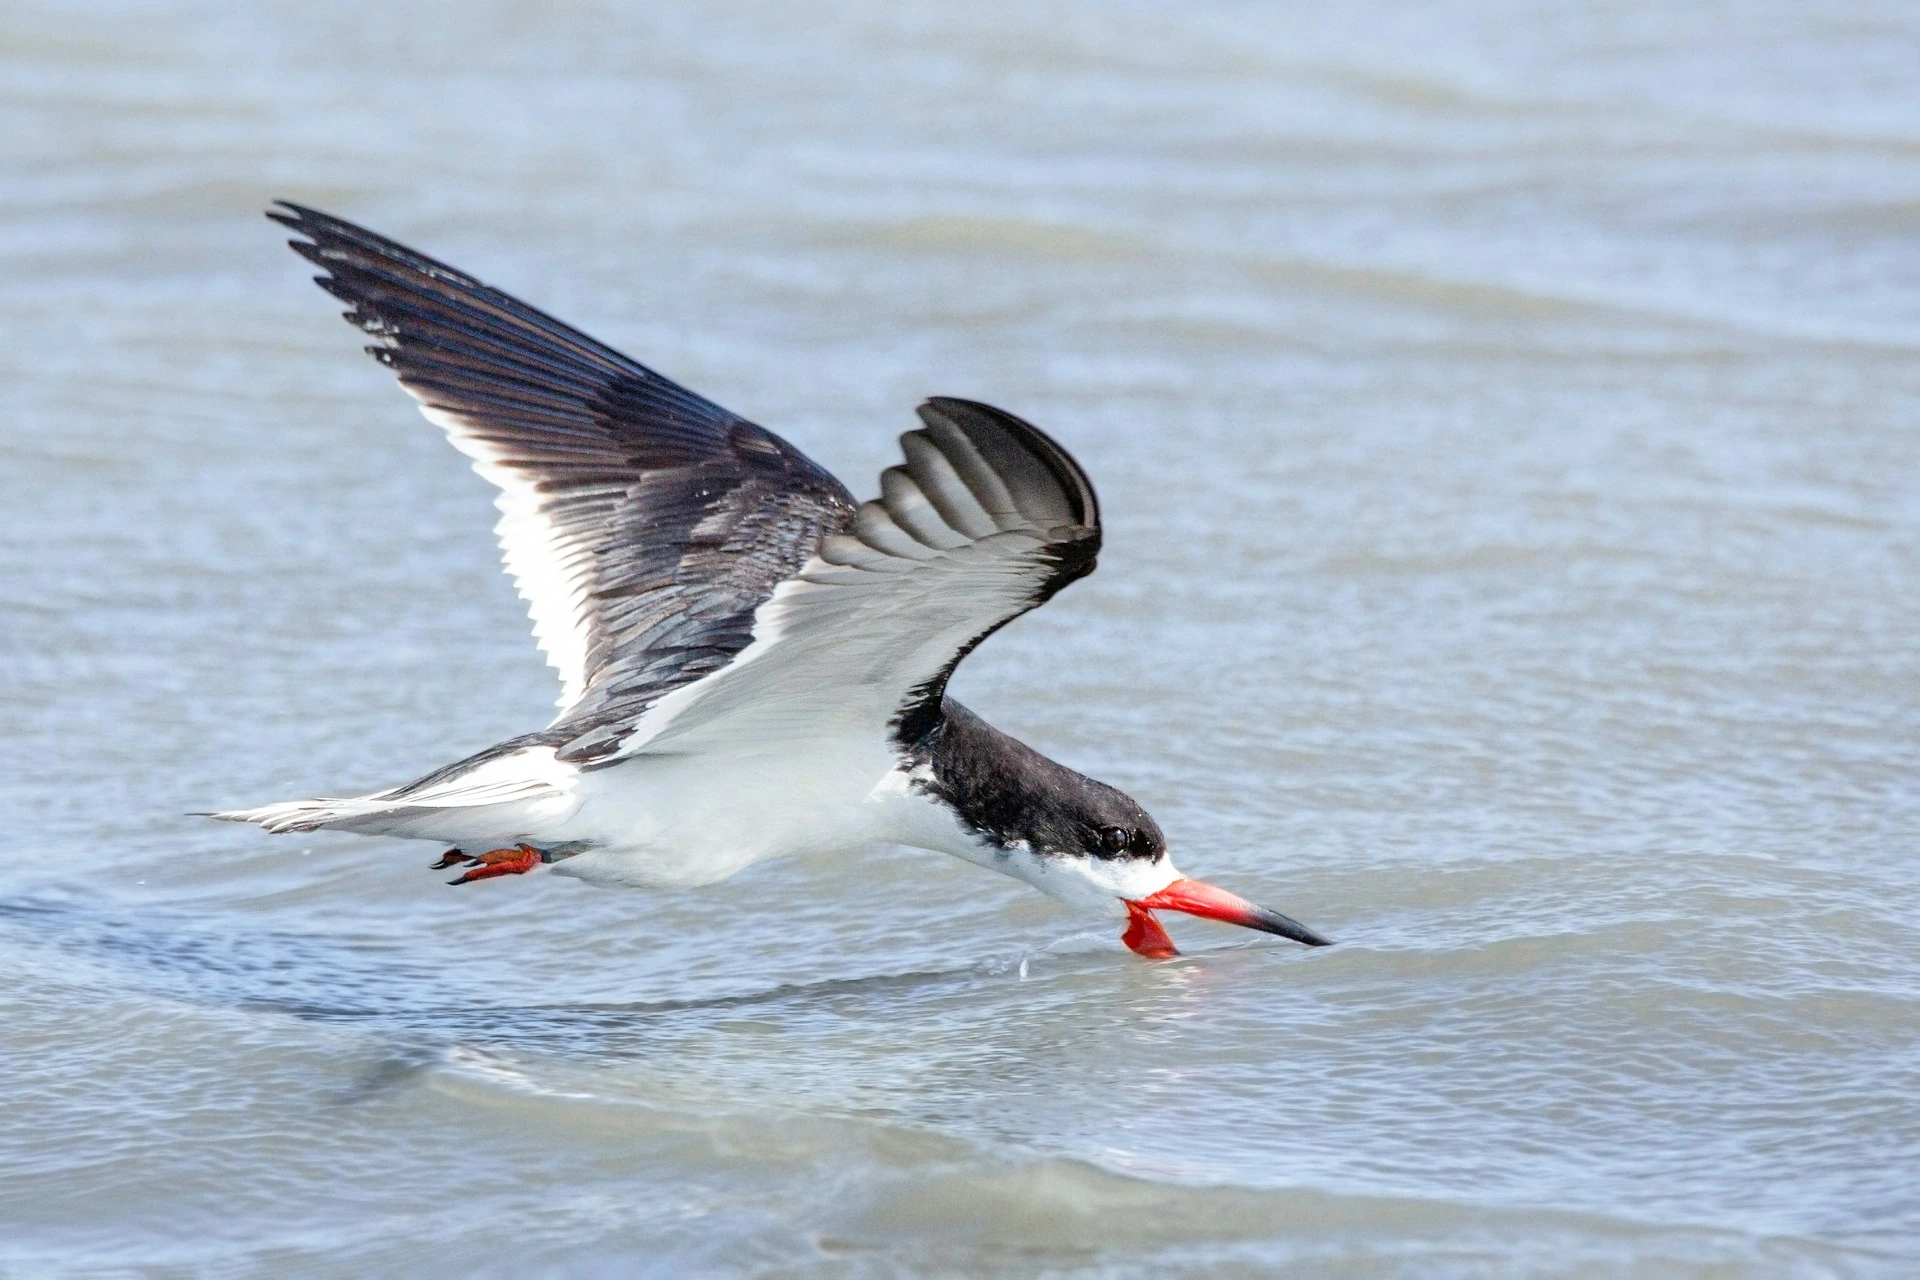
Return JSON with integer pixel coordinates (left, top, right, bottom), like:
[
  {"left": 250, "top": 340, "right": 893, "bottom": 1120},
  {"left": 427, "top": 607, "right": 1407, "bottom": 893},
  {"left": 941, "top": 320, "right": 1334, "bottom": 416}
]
[{"left": 447, "top": 844, "right": 541, "bottom": 885}]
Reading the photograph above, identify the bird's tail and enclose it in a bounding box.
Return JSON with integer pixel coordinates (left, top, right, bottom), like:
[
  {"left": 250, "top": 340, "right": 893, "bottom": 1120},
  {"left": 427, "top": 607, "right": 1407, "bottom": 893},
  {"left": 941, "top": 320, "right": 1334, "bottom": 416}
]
[
  {"left": 207, "top": 742, "right": 574, "bottom": 842},
  {"left": 208, "top": 795, "right": 410, "bottom": 835}
]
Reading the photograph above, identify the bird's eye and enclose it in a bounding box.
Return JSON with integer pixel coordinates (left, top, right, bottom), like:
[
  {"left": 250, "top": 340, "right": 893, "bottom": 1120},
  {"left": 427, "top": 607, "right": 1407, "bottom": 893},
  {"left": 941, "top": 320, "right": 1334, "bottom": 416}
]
[{"left": 1098, "top": 826, "right": 1131, "bottom": 855}]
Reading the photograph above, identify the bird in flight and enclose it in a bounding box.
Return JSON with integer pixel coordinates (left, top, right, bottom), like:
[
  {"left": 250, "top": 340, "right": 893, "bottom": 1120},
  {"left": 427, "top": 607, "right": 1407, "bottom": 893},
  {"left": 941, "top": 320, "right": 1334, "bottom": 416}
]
[{"left": 215, "top": 203, "right": 1331, "bottom": 960}]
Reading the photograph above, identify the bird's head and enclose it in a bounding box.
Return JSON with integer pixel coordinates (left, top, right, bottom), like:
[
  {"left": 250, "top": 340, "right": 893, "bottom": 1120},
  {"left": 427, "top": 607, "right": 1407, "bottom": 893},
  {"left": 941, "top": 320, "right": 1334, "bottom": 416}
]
[
  {"left": 921, "top": 706, "right": 1332, "bottom": 958},
  {"left": 1012, "top": 779, "right": 1332, "bottom": 958}
]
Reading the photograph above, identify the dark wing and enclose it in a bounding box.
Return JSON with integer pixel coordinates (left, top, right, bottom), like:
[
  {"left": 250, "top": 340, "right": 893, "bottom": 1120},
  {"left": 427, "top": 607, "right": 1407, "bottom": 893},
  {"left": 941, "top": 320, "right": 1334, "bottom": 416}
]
[
  {"left": 270, "top": 202, "right": 856, "bottom": 738},
  {"left": 594, "top": 397, "right": 1101, "bottom": 761}
]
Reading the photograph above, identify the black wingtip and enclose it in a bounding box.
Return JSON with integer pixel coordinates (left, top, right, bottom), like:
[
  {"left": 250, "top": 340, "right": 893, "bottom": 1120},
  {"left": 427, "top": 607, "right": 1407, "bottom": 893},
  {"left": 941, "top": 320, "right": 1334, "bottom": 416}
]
[
  {"left": 266, "top": 201, "right": 358, "bottom": 254},
  {"left": 916, "top": 397, "right": 1100, "bottom": 531},
  {"left": 266, "top": 199, "right": 318, "bottom": 231},
  {"left": 267, "top": 202, "right": 329, "bottom": 261}
]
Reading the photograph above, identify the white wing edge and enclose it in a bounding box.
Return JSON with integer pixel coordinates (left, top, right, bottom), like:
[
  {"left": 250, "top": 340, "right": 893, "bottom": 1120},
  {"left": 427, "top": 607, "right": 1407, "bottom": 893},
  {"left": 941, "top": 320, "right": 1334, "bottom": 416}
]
[{"left": 413, "top": 397, "right": 599, "bottom": 711}]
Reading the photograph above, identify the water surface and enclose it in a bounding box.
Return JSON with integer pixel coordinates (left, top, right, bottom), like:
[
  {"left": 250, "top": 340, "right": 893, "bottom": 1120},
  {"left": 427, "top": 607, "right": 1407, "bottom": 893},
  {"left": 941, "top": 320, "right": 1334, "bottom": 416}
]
[{"left": 4, "top": 2, "right": 1919, "bottom": 1275}]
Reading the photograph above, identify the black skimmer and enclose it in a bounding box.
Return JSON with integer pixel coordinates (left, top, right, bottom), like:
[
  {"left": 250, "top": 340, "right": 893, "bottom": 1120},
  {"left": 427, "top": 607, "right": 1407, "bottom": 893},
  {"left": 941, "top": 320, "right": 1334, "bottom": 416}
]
[{"left": 214, "top": 203, "right": 1332, "bottom": 960}]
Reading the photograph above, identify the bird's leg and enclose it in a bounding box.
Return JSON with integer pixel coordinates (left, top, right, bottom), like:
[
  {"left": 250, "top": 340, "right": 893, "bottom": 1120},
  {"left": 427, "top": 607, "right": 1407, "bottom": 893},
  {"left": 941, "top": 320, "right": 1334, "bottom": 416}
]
[
  {"left": 446, "top": 844, "right": 541, "bottom": 885},
  {"left": 429, "top": 847, "right": 470, "bottom": 870},
  {"left": 1122, "top": 901, "right": 1180, "bottom": 959}
]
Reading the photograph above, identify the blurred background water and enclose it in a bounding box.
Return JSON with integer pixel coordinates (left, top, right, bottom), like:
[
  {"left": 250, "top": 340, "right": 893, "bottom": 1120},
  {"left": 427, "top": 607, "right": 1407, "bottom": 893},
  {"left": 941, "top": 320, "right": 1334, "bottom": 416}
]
[{"left": 4, "top": 1, "right": 1919, "bottom": 1276}]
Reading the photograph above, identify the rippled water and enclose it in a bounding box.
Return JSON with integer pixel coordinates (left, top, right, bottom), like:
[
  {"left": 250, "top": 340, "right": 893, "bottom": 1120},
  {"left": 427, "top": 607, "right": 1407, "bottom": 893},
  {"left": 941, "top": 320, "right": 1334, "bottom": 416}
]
[{"left": 5, "top": 2, "right": 1919, "bottom": 1275}]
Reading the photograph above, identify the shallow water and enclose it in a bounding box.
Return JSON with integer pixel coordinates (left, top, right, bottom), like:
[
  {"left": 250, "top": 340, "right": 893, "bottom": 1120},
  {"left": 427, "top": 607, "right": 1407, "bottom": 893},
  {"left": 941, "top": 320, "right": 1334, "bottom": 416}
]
[{"left": 4, "top": 1, "right": 1920, "bottom": 1275}]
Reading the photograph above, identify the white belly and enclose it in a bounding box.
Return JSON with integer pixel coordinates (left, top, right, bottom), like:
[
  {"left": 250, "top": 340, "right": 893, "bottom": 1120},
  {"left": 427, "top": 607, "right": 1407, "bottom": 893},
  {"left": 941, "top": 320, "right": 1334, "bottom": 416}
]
[{"left": 542, "top": 733, "right": 967, "bottom": 889}]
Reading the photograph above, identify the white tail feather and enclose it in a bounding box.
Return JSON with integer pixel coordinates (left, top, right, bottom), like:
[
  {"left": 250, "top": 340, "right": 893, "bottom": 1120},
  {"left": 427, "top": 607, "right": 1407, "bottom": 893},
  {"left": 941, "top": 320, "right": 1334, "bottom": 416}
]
[
  {"left": 211, "top": 796, "right": 409, "bottom": 835},
  {"left": 210, "top": 746, "right": 579, "bottom": 841}
]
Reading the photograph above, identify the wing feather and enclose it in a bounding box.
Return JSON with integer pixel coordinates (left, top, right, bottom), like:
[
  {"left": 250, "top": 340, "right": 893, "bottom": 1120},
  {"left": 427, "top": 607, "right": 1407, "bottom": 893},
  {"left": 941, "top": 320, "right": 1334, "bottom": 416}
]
[
  {"left": 273, "top": 205, "right": 1103, "bottom": 768},
  {"left": 271, "top": 202, "right": 856, "bottom": 722},
  {"left": 602, "top": 397, "right": 1101, "bottom": 759}
]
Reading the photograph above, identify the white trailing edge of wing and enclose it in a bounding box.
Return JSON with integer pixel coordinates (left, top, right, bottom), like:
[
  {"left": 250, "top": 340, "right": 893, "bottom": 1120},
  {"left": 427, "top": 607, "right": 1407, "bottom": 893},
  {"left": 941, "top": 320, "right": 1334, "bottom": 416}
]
[
  {"left": 414, "top": 399, "right": 600, "bottom": 711},
  {"left": 210, "top": 746, "right": 577, "bottom": 838}
]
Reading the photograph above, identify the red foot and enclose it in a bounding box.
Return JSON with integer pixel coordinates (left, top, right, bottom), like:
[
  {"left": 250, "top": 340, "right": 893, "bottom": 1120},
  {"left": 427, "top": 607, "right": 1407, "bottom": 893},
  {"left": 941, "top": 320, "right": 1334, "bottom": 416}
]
[
  {"left": 447, "top": 844, "right": 541, "bottom": 885},
  {"left": 1123, "top": 901, "right": 1180, "bottom": 959}
]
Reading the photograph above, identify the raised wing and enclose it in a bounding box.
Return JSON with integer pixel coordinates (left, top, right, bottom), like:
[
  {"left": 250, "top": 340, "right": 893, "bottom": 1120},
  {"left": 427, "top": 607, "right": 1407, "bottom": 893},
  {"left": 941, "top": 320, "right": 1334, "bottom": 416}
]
[
  {"left": 594, "top": 397, "right": 1101, "bottom": 761},
  {"left": 271, "top": 203, "right": 856, "bottom": 724}
]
